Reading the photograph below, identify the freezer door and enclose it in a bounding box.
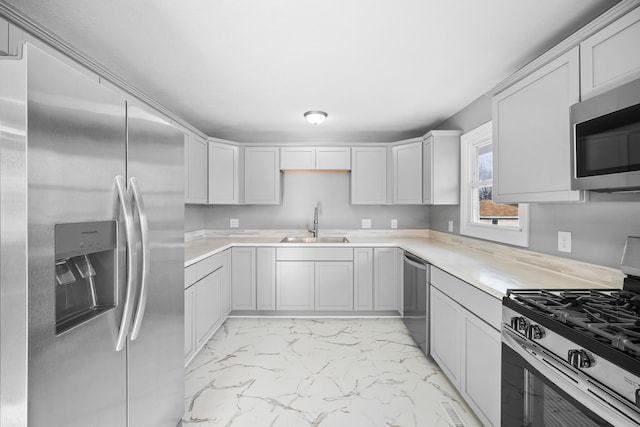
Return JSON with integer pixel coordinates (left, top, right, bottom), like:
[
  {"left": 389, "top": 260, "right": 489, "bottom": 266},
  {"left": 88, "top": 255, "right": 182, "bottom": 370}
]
[
  {"left": 25, "top": 45, "right": 128, "bottom": 427},
  {"left": 126, "top": 102, "right": 185, "bottom": 427}
]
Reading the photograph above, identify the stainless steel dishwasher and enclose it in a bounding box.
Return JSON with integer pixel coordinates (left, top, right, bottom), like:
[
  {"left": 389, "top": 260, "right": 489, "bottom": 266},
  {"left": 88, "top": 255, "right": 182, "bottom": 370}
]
[{"left": 402, "top": 252, "right": 429, "bottom": 355}]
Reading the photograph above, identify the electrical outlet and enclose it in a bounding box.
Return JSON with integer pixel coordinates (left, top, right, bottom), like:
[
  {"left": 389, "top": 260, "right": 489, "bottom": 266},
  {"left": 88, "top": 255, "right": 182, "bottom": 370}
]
[
  {"left": 391, "top": 219, "right": 398, "bottom": 229},
  {"left": 558, "top": 231, "right": 572, "bottom": 253},
  {"left": 361, "top": 219, "right": 371, "bottom": 229},
  {"left": 448, "top": 220, "right": 454, "bottom": 233},
  {"left": 230, "top": 218, "right": 239, "bottom": 228}
]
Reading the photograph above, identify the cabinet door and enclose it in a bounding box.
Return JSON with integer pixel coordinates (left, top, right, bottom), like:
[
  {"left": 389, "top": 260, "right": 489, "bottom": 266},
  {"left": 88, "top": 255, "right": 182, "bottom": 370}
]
[
  {"left": 184, "top": 286, "right": 195, "bottom": 363},
  {"left": 220, "top": 250, "right": 232, "bottom": 316},
  {"left": 315, "top": 262, "right": 353, "bottom": 311},
  {"left": 424, "top": 132, "right": 461, "bottom": 205},
  {"left": 209, "top": 142, "right": 240, "bottom": 204},
  {"left": 354, "top": 248, "right": 373, "bottom": 311},
  {"left": 316, "top": 147, "right": 351, "bottom": 170},
  {"left": 392, "top": 142, "right": 422, "bottom": 205},
  {"left": 373, "top": 248, "right": 398, "bottom": 311},
  {"left": 280, "top": 147, "right": 315, "bottom": 170},
  {"left": 183, "top": 134, "right": 190, "bottom": 202},
  {"left": 276, "top": 262, "right": 314, "bottom": 310},
  {"left": 231, "top": 247, "right": 256, "bottom": 310},
  {"left": 462, "top": 311, "right": 501, "bottom": 427},
  {"left": 429, "top": 286, "right": 461, "bottom": 387},
  {"left": 185, "top": 135, "right": 207, "bottom": 204},
  {"left": 351, "top": 147, "right": 387, "bottom": 205},
  {"left": 244, "top": 147, "right": 281, "bottom": 204},
  {"left": 194, "top": 269, "right": 222, "bottom": 349},
  {"left": 256, "top": 247, "right": 276, "bottom": 310},
  {"left": 422, "top": 137, "right": 434, "bottom": 205},
  {"left": 581, "top": 6, "right": 640, "bottom": 99},
  {"left": 493, "top": 47, "right": 582, "bottom": 203}
]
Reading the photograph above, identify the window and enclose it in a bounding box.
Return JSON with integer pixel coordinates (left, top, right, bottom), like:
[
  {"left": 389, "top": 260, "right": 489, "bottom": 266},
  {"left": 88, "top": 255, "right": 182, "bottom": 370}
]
[{"left": 460, "top": 122, "right": 529, "bottom": 247}]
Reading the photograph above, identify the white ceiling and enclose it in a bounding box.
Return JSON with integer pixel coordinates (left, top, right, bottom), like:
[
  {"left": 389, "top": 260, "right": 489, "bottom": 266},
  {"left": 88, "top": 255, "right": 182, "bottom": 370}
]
[{"left": 4, "top": 0, "right": 617, "bottom": 142}]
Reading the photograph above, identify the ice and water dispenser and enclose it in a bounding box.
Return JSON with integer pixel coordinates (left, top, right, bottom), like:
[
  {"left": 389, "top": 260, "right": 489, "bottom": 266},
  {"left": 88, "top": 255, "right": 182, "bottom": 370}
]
[{"left": 54, "top": 220, "right": 117, "bottom": 334}]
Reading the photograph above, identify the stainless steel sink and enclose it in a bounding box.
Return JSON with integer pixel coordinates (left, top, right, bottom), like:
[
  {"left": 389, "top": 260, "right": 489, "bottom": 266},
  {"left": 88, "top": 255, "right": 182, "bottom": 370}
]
[{"left": 280, "top": 236, "right": 350, "bottom": 243}]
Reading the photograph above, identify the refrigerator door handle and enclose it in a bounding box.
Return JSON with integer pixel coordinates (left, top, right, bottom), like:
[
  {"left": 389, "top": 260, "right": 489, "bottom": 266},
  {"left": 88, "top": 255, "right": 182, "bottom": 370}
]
[
  {"left": 115, "top": 175, "right": 139, "bottom": 351},
  {"left": 129, "top": 177, "right": 150, "bottom": 341}
]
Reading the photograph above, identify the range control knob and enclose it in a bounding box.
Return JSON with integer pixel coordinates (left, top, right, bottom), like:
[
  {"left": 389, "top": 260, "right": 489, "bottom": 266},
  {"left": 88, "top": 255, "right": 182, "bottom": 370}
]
[
  {"left": 568, "top": 349, "right": 593, "bottom": 368},
  {"left": 510, "top": 317, "right": 528, "bottom": 333},
  {"left": 527, "top": 324, "right": 545, "bottom": 340}
]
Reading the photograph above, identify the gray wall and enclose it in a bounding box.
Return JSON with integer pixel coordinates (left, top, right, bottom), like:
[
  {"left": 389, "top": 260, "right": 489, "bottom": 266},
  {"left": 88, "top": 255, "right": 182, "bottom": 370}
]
[
  {"left": 433, "top": 95, "right": 640, "bottom": 268},
  {"left": 196, "top": 172, "right": 430, "bottom": 231},
  {"left": 185, "top": 204, "right": 206, "bottom": 232}
]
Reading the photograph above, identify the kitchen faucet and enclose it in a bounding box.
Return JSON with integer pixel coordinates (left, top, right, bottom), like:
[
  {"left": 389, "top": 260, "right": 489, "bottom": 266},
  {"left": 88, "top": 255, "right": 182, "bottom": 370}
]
[{"left": 308, "top": 203, "right": 319, "bottom": 237}]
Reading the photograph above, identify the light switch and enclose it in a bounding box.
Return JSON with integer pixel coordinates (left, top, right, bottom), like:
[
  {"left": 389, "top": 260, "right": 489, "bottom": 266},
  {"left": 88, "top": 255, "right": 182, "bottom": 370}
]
[
  {"left": 448, "top": 220, "right": 454, "bottom": 233},
  {"left": 391, "top": 219, "right": 397, "bottom": 229},
  {"left": 361, "top": 219, "right": 371, "bottom": 229}
]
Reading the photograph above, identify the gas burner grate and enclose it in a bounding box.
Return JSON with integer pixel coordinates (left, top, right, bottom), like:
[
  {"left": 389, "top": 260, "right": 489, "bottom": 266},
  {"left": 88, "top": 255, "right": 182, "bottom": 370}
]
[{"left": 508, "top": 289, "right": 640, "bottom": 358}]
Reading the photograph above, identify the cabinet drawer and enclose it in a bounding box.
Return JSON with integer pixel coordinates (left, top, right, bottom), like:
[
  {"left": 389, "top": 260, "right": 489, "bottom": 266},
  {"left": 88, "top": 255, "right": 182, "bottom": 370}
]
[
  {"left": 185, "top": 264, "right": 198, "bottom": 289},
  {"left": 276, "top": 247, "right": 353, "bottom": 261},
  {"left": 430, "top": 267, "right": 501, "bottom": 330},
  {"left": 197, "top": 251, "right": 225, "bottom": 280}
]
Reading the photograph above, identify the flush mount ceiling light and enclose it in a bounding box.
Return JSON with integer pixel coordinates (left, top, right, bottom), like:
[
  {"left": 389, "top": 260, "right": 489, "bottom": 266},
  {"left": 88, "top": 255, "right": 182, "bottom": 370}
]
[{"left": 304, "top": 111, "right": 327, "bottom": 125}]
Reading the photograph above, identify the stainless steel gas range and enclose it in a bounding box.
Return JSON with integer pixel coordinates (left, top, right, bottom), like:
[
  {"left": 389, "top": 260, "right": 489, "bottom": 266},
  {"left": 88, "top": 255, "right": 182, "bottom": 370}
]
[{"left": 501, "top": 237, "right": 640, "bottom": 427}]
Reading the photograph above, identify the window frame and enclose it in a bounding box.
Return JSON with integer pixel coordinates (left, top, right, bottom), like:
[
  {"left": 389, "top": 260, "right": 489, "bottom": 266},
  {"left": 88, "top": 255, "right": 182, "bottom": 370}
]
[{"left": 459, "top": 122, "right": 529, "bottom": 247}]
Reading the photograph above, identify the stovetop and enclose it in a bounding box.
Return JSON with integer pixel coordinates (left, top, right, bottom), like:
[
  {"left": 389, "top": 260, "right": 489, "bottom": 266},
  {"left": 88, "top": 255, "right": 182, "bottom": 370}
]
[{"left": 504, "top": 288, "right": 640, "bottom": 375}]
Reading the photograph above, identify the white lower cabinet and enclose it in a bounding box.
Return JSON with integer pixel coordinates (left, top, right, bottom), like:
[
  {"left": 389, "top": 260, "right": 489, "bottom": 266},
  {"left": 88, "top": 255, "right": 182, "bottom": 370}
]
[
  {"left": 184, "top": 286, "right": 195, "bottom": 362},
  {"left": 430, "top": 273, "right": 501, "bottom": 427},
  {"left": 256, "top": 248, "right": 276, "bottom": 310},
  {"left": 373, "top": 248, "right": 399, "bottom": 311},
  {"left": 462, "top": 308, "right": 502, "bottom": 427},
  {"left": 232, "top": 247, "right": 256, "bottom": 310},
  {"left": 277, "top": 262, "right": 315, "bottom": 310},
  {"left": 315, "top": 262, "right": 354, "bottom": 310},
  {"left": 354, "top": 248, "right": 374, "bottom": 310},
  {"left": 430, "top": 286, "right": 462, "bottom": 384},
  {"left": 195, "top": 269, "right": 222, "bottom": 349},
  {"left": 220, "top": 249, "right": 232, "bottom": 316},
  {"left": 185, "top": 250, "right": 230, "bottom": 366}
]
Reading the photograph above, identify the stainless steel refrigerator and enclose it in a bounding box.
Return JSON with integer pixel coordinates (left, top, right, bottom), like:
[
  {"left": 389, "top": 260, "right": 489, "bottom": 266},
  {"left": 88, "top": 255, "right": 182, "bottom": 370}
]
[{"left": 0, "top": 43, "right": 184, "bottom": 427}]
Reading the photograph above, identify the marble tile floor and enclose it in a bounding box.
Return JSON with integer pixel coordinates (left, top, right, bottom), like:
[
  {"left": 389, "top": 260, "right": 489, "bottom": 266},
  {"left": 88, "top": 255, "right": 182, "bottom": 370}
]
[{"left": 183, "top": 317, "right": 484, "bottom": 427}]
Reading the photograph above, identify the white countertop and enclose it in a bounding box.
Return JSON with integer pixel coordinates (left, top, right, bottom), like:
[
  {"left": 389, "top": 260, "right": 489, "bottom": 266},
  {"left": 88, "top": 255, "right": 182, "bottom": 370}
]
[{"left": 185, "top": 230, "right": 623, "bottom": 300}]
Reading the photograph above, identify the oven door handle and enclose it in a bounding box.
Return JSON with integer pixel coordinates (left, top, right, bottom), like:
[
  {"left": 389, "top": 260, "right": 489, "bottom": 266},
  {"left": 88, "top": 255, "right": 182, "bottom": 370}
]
[{"left": 502, "top": 327, "right": 640, "bottom": 427}]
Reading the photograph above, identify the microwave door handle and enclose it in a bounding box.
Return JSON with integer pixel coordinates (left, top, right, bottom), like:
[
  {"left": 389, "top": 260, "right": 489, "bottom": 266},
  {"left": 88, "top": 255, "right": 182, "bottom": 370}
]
[
  {"left": 115, "top": 175, "right": 138, "bottom": 351},
  {"left": 502, "top": 328, "right": 640, "bottom": 427},
  {"left": 129, "top": 177, "right": 149, "bottom": 341}
]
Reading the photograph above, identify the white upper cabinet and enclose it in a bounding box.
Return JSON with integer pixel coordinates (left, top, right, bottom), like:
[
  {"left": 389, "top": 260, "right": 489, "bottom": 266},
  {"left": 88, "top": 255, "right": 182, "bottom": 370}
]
[
  {"left": 392, "top": 140, "right": 422, "bottom": 205},
  {"left": 423, "top": 131, "right": 461, "bottom": 205},
  {"left": 316, "top": 147, "right": 351, "bottom": 170},
  {"left": 493, "top": 47, "right": 582, "bottom": 203},
  {"left": 208, "top": 141, "right": 240, "bottom": 205},
  {"left": 351, "top": 147, "right": 388, "bottom": 205},
  {"left": 184, "top": 133, "right": 208, "bottom": 204},
  {"left": 280, "top": 147, "right": 315, "bottom": 170},
  {"left": 244, "top": 146, "right": 281, "bottom": 205},
  {"left": 280, "top": 146, "right": 350, "bottom": 170},
  {"left": 580, "top": 6, "right": 640, "bottom": 99}
]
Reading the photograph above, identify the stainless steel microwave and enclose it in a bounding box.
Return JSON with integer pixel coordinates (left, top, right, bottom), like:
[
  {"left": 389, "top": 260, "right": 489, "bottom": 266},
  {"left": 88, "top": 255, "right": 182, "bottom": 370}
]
[{"left": 570, "top": 78, "right": 640, "bottom": 192}]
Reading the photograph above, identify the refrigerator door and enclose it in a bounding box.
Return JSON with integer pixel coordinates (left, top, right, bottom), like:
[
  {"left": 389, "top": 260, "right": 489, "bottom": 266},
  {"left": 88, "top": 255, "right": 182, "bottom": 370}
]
[
  {"left": 25, "top": 45, "right": 128, "bottom": 427},
  {"left": 126, "top": 102, "right": 185, "bottom": 427},
  {"left": 0, "top": 50, "right": 28, "bottom": 427}
]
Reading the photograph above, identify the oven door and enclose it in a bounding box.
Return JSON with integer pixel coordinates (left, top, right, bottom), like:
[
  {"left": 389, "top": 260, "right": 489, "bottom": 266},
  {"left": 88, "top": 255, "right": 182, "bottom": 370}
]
[{"left": 502, "top": 327, "right": 640, "bottom": 427}]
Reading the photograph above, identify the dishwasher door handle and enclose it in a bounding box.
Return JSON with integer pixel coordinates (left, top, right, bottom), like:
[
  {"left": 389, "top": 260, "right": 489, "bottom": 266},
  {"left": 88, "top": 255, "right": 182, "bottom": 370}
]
[{"left": 404, "top": 254, "right": 427, "bottom": 270}]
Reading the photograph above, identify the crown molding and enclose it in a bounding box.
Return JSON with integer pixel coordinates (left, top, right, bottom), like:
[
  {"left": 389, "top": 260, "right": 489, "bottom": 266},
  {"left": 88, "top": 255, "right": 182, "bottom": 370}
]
[{"left": 0, "top": 1, "right": 207, "bottom": 139}]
